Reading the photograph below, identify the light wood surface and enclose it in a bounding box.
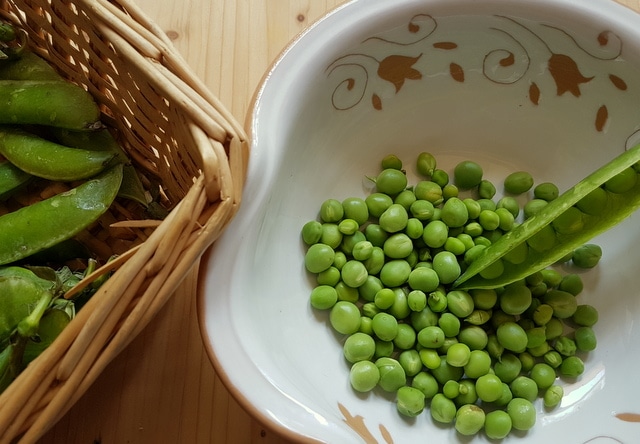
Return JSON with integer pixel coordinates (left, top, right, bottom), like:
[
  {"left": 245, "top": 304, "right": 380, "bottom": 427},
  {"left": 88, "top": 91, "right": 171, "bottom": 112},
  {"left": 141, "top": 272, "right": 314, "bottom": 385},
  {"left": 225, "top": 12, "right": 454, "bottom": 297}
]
[{"left": 40, "top": 0, "right": 640, "bottom": 443}]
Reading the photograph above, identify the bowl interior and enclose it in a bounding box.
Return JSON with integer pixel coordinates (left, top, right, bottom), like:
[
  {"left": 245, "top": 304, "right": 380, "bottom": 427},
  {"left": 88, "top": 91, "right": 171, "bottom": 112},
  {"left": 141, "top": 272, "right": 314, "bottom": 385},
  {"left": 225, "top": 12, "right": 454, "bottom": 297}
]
[{"left": 202, "top": 0, "right": 640, "bottom": 442}]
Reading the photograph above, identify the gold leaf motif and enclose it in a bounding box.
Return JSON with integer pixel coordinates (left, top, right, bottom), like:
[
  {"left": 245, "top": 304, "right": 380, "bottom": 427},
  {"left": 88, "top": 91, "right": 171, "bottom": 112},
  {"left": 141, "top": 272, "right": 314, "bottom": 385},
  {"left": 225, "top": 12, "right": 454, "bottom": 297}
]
[
  {"left": 408, "top": 22, "right": 420, "bottom": 33},
  {"left": 450, "top": 63, "right": 465, "bottom": 82},
  {"left": 616, "top": 412, "right": 640, "bottom": 422},
  {"left": 529, "top": 82, "right": 540, "bottom": 105},
  {"left": 596, "top": 105, "right": 608, "bottom": 132},
  {"left": 372, "top": 94, "right": 382, "bottom": 110},
  {"left": 609, "top": 74, "right": 628, "bottom": 91},
  {"left": 377, "top": 54, "right": 422, "bottom": 92},
  {"left": 500, "top": 53, "right": 515, "bottom": 67},
  {"left": 547, "top": 53, "right": 594, "bottom": 97},
  {"left": 433, "top": 42, "right": 457, "bottom": 50},
  {"left": 346, "top": 78, "right": 355, "bottom": 91}
]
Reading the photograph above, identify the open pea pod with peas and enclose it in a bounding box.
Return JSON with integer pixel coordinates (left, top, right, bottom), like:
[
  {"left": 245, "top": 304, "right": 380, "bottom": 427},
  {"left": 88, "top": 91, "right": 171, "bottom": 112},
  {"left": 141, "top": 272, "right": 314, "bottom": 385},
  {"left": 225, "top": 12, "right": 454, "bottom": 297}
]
[{"left": 454, "top": 143, "right": 640, "bottom": 289}]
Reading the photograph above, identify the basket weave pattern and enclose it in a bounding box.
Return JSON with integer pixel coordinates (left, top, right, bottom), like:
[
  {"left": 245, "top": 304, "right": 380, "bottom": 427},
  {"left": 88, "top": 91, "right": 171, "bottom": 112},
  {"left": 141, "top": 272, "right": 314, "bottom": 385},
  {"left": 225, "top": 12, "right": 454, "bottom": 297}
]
[{"left": 0, "top": 0, "right": 248, "bottom": 442}]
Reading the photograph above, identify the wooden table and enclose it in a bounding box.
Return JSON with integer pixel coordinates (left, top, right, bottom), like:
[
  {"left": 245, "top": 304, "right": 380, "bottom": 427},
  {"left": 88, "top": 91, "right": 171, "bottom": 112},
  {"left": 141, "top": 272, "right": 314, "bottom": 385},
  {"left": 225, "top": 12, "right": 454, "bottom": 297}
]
[{"left": 40, "top": 0, "right": 640, "bottom": 442}]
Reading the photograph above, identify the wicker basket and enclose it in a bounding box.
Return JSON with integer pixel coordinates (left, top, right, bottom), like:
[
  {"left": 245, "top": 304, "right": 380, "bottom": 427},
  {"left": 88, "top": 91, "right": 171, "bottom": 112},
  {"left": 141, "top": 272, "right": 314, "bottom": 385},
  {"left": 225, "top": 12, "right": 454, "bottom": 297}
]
[{"left": 0, "top": 0, "right": 248, "bottom": 442}]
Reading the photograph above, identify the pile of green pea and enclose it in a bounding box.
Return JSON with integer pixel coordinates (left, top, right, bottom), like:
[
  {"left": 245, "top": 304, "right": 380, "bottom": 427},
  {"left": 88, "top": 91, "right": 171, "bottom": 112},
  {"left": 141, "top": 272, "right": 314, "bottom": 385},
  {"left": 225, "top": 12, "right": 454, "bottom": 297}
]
[{"left": 301, "top": 153, "right": 600, "bottom": 439}]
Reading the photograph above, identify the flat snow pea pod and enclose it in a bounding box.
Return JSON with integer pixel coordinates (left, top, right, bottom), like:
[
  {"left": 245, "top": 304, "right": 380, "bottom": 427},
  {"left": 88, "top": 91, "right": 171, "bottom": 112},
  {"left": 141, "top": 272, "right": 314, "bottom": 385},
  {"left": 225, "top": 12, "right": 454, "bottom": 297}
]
[
  {"left": 455, "top": 143, "right": 640, "bottom": 289},
  {"left": 0, "top": 158, "right": 31, "bottom": 199},
  {"left": 0, "top": 164, "right": 123, "bottom": 265},
  {"left": 0, "top": 80, "right": 100, "bottom": 129},
  {"left": 0, "top": 126, "right": 114, "bottom": 181}
]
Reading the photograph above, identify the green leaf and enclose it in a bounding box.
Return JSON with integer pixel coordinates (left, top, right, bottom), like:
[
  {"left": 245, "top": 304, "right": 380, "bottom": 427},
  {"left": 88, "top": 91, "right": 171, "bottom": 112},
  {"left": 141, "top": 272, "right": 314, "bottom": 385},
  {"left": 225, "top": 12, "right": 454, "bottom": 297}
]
[{"left": 454, "top": 144, "right": 640, "bottom": 289}]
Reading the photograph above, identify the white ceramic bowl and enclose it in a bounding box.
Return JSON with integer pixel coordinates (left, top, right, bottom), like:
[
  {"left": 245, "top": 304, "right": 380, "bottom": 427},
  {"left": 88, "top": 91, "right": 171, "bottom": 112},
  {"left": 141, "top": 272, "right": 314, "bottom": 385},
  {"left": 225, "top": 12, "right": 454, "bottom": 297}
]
[{"left": 200, "top": 0, "right": 640, "bottom": 442}]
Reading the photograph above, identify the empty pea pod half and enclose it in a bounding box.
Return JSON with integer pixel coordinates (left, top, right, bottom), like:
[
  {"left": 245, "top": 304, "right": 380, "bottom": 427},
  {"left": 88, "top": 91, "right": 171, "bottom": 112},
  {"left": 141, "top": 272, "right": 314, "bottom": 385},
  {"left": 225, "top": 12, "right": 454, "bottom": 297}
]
[
  {"left": 0, "top": 163, "right": 123, "bottom": 266},
  {"left": 454, "top": 143, "right": 640, "bottom": 289}
]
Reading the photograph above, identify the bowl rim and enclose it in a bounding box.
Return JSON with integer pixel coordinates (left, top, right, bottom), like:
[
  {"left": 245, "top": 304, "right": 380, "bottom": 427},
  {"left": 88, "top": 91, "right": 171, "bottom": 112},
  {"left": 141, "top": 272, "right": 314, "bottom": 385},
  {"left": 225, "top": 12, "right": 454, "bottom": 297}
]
[{"left": 197, "top": 0, "right": 640, "bottom": 441}]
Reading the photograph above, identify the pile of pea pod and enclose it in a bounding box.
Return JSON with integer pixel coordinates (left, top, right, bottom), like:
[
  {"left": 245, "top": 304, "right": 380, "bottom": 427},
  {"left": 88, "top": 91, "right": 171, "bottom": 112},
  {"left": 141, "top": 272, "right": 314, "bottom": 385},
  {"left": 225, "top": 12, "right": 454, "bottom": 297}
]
[
  {"left": 301, "top": 152, "right": 610, "bottom": 439},
  {"left": 0, "top": 22, "right": 154, "bottom": 393}
]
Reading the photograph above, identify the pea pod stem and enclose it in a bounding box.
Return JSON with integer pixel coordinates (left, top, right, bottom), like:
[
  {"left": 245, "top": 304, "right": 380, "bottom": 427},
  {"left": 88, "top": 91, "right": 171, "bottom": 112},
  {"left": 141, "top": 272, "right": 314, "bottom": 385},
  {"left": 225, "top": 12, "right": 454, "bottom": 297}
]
[
  {"left": 16, "top": 290, "right": 52, "bottom": 338},
  {"left": 454, "top": 143, "right": 640, "bottom": 289}
]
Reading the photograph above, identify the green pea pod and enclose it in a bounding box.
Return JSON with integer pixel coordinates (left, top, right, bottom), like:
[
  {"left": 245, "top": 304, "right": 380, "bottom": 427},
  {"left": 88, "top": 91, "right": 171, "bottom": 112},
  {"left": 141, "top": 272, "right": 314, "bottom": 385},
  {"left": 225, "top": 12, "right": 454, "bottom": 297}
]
[
  {"left": 0, "top": 163, "right": 123, "bottom": 266},
  {"left": 0, "top": 158, "right": 31, "bottom": 199},
  {"left": 0, "top": 50, "right": 60, "bottom": 81},
  {"left": 0, "top": 80, "right": 100, "bottom": 129},
  {"left": 21, "top": 308, "right": 71, "bottom": 366},
  {"left": 0, "top": 274, "right": 50, "bottom": 342},
  {"left": 455, "top": 144, "right": 640, "bottom": 289},
  {"left": 0, "top": 126, "right": 114, "bottom": 181}
]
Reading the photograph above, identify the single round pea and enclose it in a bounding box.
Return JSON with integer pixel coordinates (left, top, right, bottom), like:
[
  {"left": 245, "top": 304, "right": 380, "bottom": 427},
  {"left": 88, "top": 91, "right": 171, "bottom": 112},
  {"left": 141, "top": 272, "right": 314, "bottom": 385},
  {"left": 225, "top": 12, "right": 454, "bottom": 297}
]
[
  {"left": 335, "top": 281, "right": 359, "bottom": 303},
  {"left": 381, "top": 154, "right": 403, "bottom": 170},
  {"left": 493, "top": 383, "right": 514, "bottom": 407},
  {"left": 310, "top": 285, "right": 338, "bottom": 310},
  {"left": 500, "top": 284, "right": 532, "bottom": 316},
  {"left": 374, "top": 288, "right": 395, "bottom": 310},
  {"left": 526, "top": 326, "right": 547, "bottom": 349},
  {"left": 422, "top": 220, "right": 448, "bottom": 248},
  {"left": 394, "top": 189, "right": 417, "bottom": 210},
  {"left": 477, "top": 198, "right": 497, "bottom": 211},
  {"left": 455, "top": 379, "right": 478, "bottom": 405},
  {"left": 493, "top": 353, "right": 522, "bottom": 383},
  {"left": 405, "top": 218, "right": 424, "bottom": 240},
  {"left": 519, "top": 352, "right": 536, "bottom": 372},
  {"left": 338, "top": 218, "right": 359, "bottom": 236},
  {"left": 379, "top": 204, "right": 409, "bottom": 233},
  {"left": 410, "top": 199, "right": 435, "bottom": 220},
  {"left": 555, "top": 336, "right": 577, "bottom": 356},
  {"left": 340, "top": 231, "right": 365, "bottom": 256},
  {"left": 485, "top": 410, "right": 512, "bottom": 440},
  {"left": 442, "top": 380, "right": 460, "bottom": 399},
  {"left": 576, "top": 187, "right": 608, "bottom": 215},
  {"left": 343, "top": 332, "right": 376, "bottom": 363},
  {"left": 604, "top": 166, "right": 637, "bottom": 193},
  {"left": 320, "top": 223, "right": 343, "bottom": 249},
  {"left": 407, "top": 267, "right": 440, "bottom": 293},
  {"left": 416, "top": 152, "right": 437, "bottom": 177},
  {"left": 320, "top": 198, "right": 344, "bottom": 222},
  {"left": 465, "top": 309, "right": 492, "bottom": 326},
  {"left": 476, "top": 374, "right": 503, "bottom": 402},
  {"left": 383, "top": 233, "right": 413, "bottom": 259},
  {"left": 301, "top": 220, "right": 323, "bottom": 245},
  {"left": 417, "top": 325, "right": 445, "bottom": 348},
  {"left": 358, "top": 275, "right": 383, "bottom": 302},
  {"left": 486, "top": 334, "right": 504, "bottom": 360},
  {"left": 379, "top": 260, "right": 411, "bottom": 287},
  {"left": 438, "top": 312, "right": 461, "bottom": 337},
  {"left": 495, "top": 207, "right": 515, "bottom": 231},
  {"left": 352, "top": 241, "right": 374, "bottom": 261},
  {"left": 414, "top": 180, "right": 443, "bottom": 204},
  {"left": 458, "top": 325, "right": 488, "bottom": 350},
  {"left": 394, "top": 323, "right": 417, "bottom": 350},
  {"left": 552, "top": 206, "right": 584, "bottom": 235},
  {"left": 530, "top": 363, "right": 557, "bottom": 390},
  {"left": 411, "top": 306, "right": 439, "bottom": 331},
  {"left": 389, "top": 288, "right": 411, "bottom": 320},
  {"left": 446, "top": 290, "right": 474, "bottom": 318},
  {"left": 532, "top": 304, "right": 553, "bottom": 326},
  {"left": 463, "top": 222, "right": 484, "bottom": 238},
  {"left": 428, "top": 169, "right": 447, "bottom": 188},
  {"left": 497, "top": 322, "right": 528, "bottom": 353},
  {"left": 329, "top": 301, "right": 361, "bottom": 335},
  {"left": 359, "top": 316, "right": 373, "bottom": 335},
  {"left": 304, "top": 243, "right": 335, "bottom": 273},
  {"left": 333, "top": 251, "right": 347, "bottom": 270},
  {"left": 430, "top": 393, "right": 457, "bottom": 424},
  {"left": 349, "top": 360, "right": 380, "bottom": 392},
  {"left": 544, "top": 350, "right": 563, "bottom": 368},
  {"left": 396, "top": 386, "right": 426, "bottom": 417},
  {"left": 504, "top": 171, "right": 534, "bottom": 194},
  {"left": 541, "top": 269, "right": 563, "bottom": 288},
  {"left": 543, "top": 385, "right": 564, "bottom": 408},
  {"left": 375, "top": 357, "right": 407, "bottom": 392},
  {"left": 469, "top": 289, "right": 497, "bottom": 310},
  {"left": 432, "top": 251, "right": 461, "bottom": 284},
  {"left": 497, "top": 196, "right": 520, "bottom": 218},
  {"left": 374, "top": 340, "right": 394, "bottom": 359},
  {"left": 446, "top": 342, "right": 471, "bottom": 367},
  {"left": 365, "top": 192, "right": 393, "bottom": 218},
  {"left": 398, "top": 349, "right": 422, "bottom": 377},
  {"left": 419, "top": 348, "right": 441, "bottom": 370},
  {"left": 371, "top": 312, "right": 398, "bottom": 341},
  {"left": 364, "top": 224, "right": 388, "bottom": 248},
  {"left": 479, "top": 179, "right": 496, "bottom": 199},
  {"left": 542, "top": 290, "right": 577, "bottom": 319},
  {"left": 507, "top": 398, "right": 536, "bottom": 431},
  {"left": 441, "top": 197, "right": 469, "bottom": 228},
  {"left": 558, "top": 273, "right": 584, "bottom": 296},
  {"left": 523, "top": 198, "right": 548, "bottom": 219},
  {"left": 464, "top": 350, "right": 492, "bottom": 378},
  {"left": 376, "top": 168, "right": 408, "bottom": 195},
  {"left": 461, "top": 198, "right": 481, "bottom": 219},
  {"left": 572, "top": 243, "right": 602, "bottom": 268},
  {"left": 559, "top": 355, "right": 584, "bottom": 377},
  {"left": 573, "top": 304, "right": 599, "bottom": 327},
  {"left": 341, "top": 260, "right": 368, "bottom": 288},
  {"left": 454, "top": 160, "right": 483, "bottom": 189},
  {"left": 455, "top": 404, "right": 486, "bottom": 436},
  {"left": 534, "top": 182, "right": 560, "bottom": 201},
  {"left": 406, "top": 290, "right": 426, "bottom": 312},
  {"left": 412, "top": 371, "right": 439, "bottom": 398},
  {"left": 442, "top": 183, "right": 458, "bottom": 200},
  {"left": 317, "top": 266, "right": 341, "bottom": 287},
  {"left": 363, "top": 247, "right": 385, "bottom": 275},
  {"left": 478, "top": 210, "right": 500, "bottom": 231}
]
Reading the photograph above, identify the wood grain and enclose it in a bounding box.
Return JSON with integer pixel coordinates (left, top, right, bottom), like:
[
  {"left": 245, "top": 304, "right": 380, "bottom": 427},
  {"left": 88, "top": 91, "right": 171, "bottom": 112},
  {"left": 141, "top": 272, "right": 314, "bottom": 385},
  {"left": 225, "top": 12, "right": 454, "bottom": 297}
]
[{"left": 40, "top": 0, "right": 638, "bottom": 443}]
